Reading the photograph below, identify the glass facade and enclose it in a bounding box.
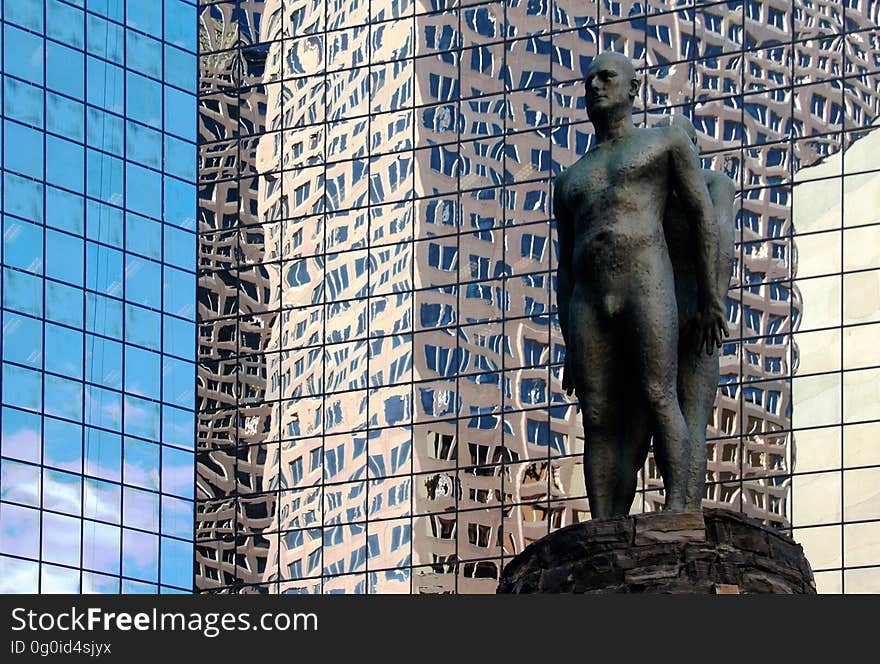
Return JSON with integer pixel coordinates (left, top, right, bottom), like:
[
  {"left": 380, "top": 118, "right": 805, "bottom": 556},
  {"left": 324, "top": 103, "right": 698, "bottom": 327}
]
[
  {"left": 0, "top": 0, "right": 197, "bottom": 593},
  {"left": 194, "top": 0, "right": 880, "bottom": 594}
]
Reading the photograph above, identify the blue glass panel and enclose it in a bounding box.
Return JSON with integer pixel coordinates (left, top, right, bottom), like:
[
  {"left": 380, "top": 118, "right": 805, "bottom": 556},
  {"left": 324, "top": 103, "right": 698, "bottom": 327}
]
[
  {"left": 85, "top": 291, "right": 123, "bottom": 337},
  {"left": 46, "top": 0, "right": 85, "bottom": 49},
  {"left": 163, "top": 87, "right": 195, "bottom": 140},
  {"left": 122, "top": 528, "right": 158, "bottom": 581},
  {"left": 125, "top": 162, "right": 161, "bottom": 219},
  {"left": 125, "top": 255, "right": 161, "bottom": 308},
  {"left": 163, "top": 135, "right": 196, "bottom": 181},
  {"left": 125, "top": 213, "right": 161, "bottom": 260},
  {"left": 86, "top": 200, "right": 124, "bottom": 247},
  {"left": 46, "top": 281, "right": 84, "bottom": 327},
  {"left": 4, "top": 0, "right": 44, "bottom": 31},
  {"left": 82, "top": 521, "right": 120, "bottom": 574},
  {"left": 160, "top": 495, "right": 192, "bottom": 539},
  {"left": 84, "top": 384, "right": 122, "bottom": 431},
  {"left": 87, "top": 107, "right": 124, "bottom": 155},
  {"left": 125, "top": 72, "right": 161, "bottom": 127},
  {"left": 123, "top": 486, "right": 159, "bottom": 531},
  {"left": 3, "top": 268, "right": 43, "bottom": 316},
  {"left": 126, "top": 29, "right": 162, "bottom": 79},
  {"left": 3, "top": 77, "right": 44, "bottom": 128},
  {"left": 3, "top": 172, "right": 44, "bottom": 223},
  {"left": 46, "top": 187, "right": 84, "bottom": 235},
  {"left": 86, "top": 333, "right": 123, "bottom": 389},
  {"left": 83, "top": 477, "right": 121, "bottom": 523},
  {"left": 164, "top": 45, "right": 196, "bottom": 92},
  {"left": 4, "top": 120, "right": 44, "bottom": 179},
  {"left": 46, "top": 92, "right": 85, "bottom": 143},
  {"left": 87, "top": 56, "right": 125, "bottom": 114},
  {"left": 2, "top": 217, "right": 43, "bottom": 274},
  {"left": 124, "top": 345, "right": 160, "bottom": 399},
  {"left": 3, "top": 25, "right": 43, "bottom": 85},
  {"left": 2, "top": 363, "right": 43, "bottom": 411},
  {"left": 1, "top": 406, "right": 42, "bottom": 462},
  {"left": 2, "top": 311, "right": 42, "bottom": 367},
  {"left": 86, "top": 13, "right": 123, "bottom": 63},
  {"left": 125, "top": 121, "right": 162, "bottom": 170},
  {"left": 46, "top": 135, "right": 85, "bottom": 192},
  {"left": 88, "top": 0, "right": 124, "bottom": 23},
  {"left": 163, "top": 176, "right": 195, "bottom": 229},
  {"left": 126, "top": 0, "right": 162, "bottom": 35},
  {"left": 163, "top": 266, "right": 194, "bottom": 319},
  {"left": 0, "top": 504, "right": 41, "bottom": 559},
  {"left": 162, "top": 225, "right": 194, "bottom": 270},
  {"left": 43, "top": 417, "right": 84, "bottom": 473},
  {"left": 44, "top": 323, "right": 84, "bottom": 378},
  {"left": 1, "top": 459, "right": 41, "bottom": 506},
  {"left": 123, "top": 394, "right": 160, "bottom": 440},
  {"left": 84, "top": 426, "right": 122, "bottom": 480},
  {"left": 46, "top": 41, "right": 85, "bottom": 99},
  {"left": 162, "top": 314, "right": 193, "bottom": 360},
  {"left": 125, "top": 304, "right": 160, "bottom": 350},
  {"left": 164, "top": 0, "right": 196, "bottom": 51},
  {"left": 159, "top": 537, "right": 191, "bottom": 589},
  {"left": 45, "top": 229, "right": 84, "bottom": 286},
  {"left": 44, "top": 374, "right": 84, "bottom": 421},
  {"left": 161, "top": 446, "right": 193, "bottom": 498},
  {"left": 161, "top": 404, "right": 193, "bottom": 448}
]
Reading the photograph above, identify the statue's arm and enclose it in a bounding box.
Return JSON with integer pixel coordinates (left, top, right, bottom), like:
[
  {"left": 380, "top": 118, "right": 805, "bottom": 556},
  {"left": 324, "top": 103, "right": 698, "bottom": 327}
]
[
  {"left": 706, "top": 173, "right": 736, "bottom": 299},
  {"left": 668, "top": 130, "right": 728, "bottom": 353},
  {"left": 554, "top": 178, "right": 575, "bottom": 395}
]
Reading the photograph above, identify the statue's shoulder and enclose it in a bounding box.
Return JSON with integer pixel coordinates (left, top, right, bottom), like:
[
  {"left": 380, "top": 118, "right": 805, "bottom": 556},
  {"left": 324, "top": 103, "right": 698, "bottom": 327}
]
[
  {"left": 557, "top": 150, "right": 595, "bottom": 186},
  {"left": 651, "top": 123, "right": 691, "bottom": 151},
  {"left": 703, "top": 168, "right": 736, "bottom": 196}
]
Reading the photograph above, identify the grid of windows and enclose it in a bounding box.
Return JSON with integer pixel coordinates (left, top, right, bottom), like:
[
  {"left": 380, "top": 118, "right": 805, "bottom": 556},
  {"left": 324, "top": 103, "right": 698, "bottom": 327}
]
[
  {"left": 196, "top": 0, "right": 880, "bottom": 593},
  {"left": 0, "top": 0, "right": 197, "bottom": 593}
]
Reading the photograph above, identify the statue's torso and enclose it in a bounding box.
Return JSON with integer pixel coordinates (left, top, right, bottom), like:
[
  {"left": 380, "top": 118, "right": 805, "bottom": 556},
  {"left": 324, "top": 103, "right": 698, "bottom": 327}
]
[{"left": 558, "top": 128, "right": 674, "bottom": 295}]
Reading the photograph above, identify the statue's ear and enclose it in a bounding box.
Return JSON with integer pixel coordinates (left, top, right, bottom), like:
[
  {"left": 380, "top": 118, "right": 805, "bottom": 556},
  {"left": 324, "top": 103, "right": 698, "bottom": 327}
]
[{"left": 629, "top": 76, "right": 641, "bottom": 99}]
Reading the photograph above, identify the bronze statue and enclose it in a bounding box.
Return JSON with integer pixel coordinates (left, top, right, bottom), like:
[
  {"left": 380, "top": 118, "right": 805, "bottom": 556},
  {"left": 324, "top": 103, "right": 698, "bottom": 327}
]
[{"left": 555, "top": 53, "right": 731, "bottom": 517}]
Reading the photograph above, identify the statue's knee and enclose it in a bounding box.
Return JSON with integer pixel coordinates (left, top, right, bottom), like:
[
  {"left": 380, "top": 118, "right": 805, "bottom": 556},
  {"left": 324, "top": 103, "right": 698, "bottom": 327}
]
[
  {"left": 583, "top": 404, "right": 610, "bottom": 432},
  {"left": 643, "top": 382, "right": 674, "bottom": 410}
]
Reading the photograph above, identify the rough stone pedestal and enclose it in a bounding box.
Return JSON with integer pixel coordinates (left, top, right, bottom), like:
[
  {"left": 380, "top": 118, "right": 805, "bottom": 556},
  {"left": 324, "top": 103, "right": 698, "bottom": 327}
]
[{"left": 497, "top": 508, "right": 815, "bottom": 594}]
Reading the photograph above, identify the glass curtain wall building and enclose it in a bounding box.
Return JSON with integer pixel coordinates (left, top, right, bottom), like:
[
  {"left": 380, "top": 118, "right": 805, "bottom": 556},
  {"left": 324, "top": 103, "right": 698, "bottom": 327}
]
[
  {"left": 0, "top": 0, "right": 198, "bottom": 593},
  {"left": 183, "top": 0, "right": 880, "bottom": 594}
]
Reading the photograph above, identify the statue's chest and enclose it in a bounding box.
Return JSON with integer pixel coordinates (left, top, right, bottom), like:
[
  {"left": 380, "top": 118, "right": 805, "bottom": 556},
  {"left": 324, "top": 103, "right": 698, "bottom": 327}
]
[{"left": 567, "top": 143, "right": 664, "bottom": 202}]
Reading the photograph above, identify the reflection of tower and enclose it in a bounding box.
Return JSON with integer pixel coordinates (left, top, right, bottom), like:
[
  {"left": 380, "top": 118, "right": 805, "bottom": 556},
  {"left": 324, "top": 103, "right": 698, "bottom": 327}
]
[
  {"left": 195, "top": 1, "right": 880, "bottom": 593},
  {"left": 196, "top": 2, "right": 278, "bottom": 591}
]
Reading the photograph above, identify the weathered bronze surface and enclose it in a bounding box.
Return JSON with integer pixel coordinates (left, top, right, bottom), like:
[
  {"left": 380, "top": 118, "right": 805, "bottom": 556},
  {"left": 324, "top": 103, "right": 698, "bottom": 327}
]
[{"left": 555, "top": 53, "right": 735, "bottom": 516}]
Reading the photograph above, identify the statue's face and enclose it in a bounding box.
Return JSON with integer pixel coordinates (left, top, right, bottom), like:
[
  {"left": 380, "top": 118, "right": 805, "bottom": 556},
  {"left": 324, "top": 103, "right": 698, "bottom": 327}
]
[{"left": 584, "top": 55, "right": 637, "bottom": 119}]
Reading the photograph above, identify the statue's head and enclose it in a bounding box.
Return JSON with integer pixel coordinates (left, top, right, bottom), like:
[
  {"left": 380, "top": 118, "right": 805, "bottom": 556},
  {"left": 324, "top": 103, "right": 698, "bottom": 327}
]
[
  {"left": 584, "top": 52, "right": 639, "bottom": 121},
  {"left": 656, "top": 114, "right": 699, "bottom": 154}
]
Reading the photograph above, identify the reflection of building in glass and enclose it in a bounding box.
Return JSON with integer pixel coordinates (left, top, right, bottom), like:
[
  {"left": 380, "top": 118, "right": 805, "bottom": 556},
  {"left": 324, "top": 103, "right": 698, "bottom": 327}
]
[
  {"left": 195, "top": 0, "right": 880, "bottom": 593},
  {"left": 0, "top": 2, "right": 197, "bottom": 593}
]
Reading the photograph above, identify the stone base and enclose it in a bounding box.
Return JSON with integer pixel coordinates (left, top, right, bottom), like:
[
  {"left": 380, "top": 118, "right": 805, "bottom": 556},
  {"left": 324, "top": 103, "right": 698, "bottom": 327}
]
[{"left": 497, "top": 508, "right": 816, "bottom": 594}]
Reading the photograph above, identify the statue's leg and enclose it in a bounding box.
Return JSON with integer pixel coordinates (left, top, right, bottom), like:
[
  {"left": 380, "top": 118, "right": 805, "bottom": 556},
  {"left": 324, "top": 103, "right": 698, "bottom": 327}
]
[
  {"left": 628, "top": 267, "right": 690, "bottom": 510},
  {"left": 678, "top": 340, "right": 719, "bottom": 509},
  {"left": 615, "top": 393, "right": 650, "bottom": 515},
  {"left": 568, "top": 298, "right": 625, "bottom": 519}
]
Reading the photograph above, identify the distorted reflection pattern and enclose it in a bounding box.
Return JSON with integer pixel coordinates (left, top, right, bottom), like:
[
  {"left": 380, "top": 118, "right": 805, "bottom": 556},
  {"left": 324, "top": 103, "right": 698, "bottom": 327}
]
[{"left": 196, "top": 0, "right": 880, "bottom": 593}]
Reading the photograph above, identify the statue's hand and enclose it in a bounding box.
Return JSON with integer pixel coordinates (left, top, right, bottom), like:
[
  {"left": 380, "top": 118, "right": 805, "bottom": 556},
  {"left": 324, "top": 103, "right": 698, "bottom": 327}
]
[
  {"left": 689, "top": 297, "right": 729, "bottom": 356},
  {"left": 561, "top": 354, "right": 575, "bottom": 397}
]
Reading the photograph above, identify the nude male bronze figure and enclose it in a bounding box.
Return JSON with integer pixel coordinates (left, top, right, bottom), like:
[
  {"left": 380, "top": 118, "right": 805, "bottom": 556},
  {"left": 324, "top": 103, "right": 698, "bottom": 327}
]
[{"left": 555, "top": 53, "right": 728, "bottom": 517}]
